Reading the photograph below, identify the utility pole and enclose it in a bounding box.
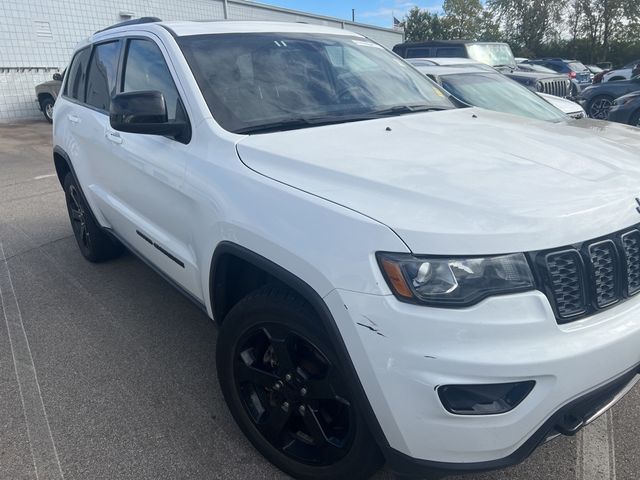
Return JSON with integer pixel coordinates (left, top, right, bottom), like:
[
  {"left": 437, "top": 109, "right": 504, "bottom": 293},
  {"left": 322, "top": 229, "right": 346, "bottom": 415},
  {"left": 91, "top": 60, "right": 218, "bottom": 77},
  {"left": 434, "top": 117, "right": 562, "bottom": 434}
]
[{"left": 352, "top": 9, "right": 355, "bottom": 22}]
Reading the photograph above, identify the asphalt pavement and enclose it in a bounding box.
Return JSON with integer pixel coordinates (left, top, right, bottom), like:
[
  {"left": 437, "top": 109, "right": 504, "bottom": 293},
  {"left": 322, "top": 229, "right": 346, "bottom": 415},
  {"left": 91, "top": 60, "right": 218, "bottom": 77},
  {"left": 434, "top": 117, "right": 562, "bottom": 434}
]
[{"left": 0, "top": 121, "right": 638, "bottom": 480}]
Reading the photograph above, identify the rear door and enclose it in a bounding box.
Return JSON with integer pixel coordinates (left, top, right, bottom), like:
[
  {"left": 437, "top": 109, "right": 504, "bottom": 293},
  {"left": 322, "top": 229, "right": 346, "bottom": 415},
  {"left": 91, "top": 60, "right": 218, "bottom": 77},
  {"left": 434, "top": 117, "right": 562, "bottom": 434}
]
[
  {"left": 92, "top": 35, "right": 201, "bottom": 298},
  {"left": 75, "top": 39, "right": 123, "bottom": 218}
]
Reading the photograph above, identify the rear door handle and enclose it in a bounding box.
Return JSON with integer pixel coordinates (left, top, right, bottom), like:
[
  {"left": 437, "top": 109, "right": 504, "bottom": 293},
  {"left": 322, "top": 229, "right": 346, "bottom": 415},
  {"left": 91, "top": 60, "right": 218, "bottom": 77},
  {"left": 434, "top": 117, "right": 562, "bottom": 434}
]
[
  {"left": 67, "top": 114, "right": 80, "bottom": 124},
  {"left": 105, "top": 131, "right": 123, "bottom": 144}
]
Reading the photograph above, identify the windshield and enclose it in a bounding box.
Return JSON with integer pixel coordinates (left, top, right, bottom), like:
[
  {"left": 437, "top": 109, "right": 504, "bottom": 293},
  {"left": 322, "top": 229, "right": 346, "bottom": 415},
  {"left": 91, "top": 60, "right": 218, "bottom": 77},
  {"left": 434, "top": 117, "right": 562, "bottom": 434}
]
[
  {"left": 568, "top": 62, "right": 588, "bottom": 72},
  {"left": 466, "top": 44, "right": 516, "bottom": 69},
  {"left": 439, "top": 72, "right": 567, "bottom": 122},
  {"left": 178, "top": 33, "right": 454, "bottom": 134}
]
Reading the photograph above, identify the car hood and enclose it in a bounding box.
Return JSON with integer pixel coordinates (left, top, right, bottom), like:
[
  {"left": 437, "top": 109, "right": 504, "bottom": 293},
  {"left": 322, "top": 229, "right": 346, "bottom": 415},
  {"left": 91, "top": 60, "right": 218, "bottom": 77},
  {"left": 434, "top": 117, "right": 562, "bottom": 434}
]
[
  {"left": 505, "top": 68, "right": 565, "bottom": 81},
  {"left": 538, "top": 93, "right": 584, "bottom": 114},
  {"left": 236, "top": 108, "right": 640, "bottom": 255}
]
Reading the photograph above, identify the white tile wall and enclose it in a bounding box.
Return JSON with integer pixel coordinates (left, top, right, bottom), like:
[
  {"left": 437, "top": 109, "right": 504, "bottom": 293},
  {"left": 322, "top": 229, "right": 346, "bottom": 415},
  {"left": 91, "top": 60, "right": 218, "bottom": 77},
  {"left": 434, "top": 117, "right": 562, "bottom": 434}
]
[{"left": 0, "top": 0, "right": 402, "bottom": 122}]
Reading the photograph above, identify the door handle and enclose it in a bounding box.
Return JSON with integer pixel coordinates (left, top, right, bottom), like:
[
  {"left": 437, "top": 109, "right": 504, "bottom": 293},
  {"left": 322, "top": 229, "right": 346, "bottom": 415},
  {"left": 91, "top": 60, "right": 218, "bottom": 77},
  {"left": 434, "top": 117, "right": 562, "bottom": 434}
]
[
  {"left": 105, "top": 131, "right": 123, "bottom": 144},
  {"left": 67, "top": 114, "right": 80, "bottom": 124}
]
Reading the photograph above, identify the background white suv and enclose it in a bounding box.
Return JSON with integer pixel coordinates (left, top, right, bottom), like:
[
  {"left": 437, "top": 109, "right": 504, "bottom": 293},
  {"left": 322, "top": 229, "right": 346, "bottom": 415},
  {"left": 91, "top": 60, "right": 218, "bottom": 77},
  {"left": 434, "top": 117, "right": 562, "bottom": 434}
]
[{"left": 53, "top": 18, "right": 640, "bottom": 480}]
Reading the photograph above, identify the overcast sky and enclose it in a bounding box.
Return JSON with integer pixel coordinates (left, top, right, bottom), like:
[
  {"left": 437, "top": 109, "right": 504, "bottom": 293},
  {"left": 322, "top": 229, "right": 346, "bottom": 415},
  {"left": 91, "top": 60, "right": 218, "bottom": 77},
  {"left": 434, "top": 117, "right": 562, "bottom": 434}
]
[{"left": 257, "top": 1, "right": 443, "bottom": 28}]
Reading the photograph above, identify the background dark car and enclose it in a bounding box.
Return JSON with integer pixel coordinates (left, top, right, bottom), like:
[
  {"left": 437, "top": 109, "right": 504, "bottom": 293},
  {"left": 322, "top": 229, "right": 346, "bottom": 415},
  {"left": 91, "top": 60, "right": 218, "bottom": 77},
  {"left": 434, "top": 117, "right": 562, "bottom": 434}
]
[
  {"left": 608, "top": 91, "right": 640, "bottom": 127},
  {"left": 392, "top": 40, "right": 571, "bottom": 98},
  {"left": 578, "top": 75, "right": 640, "bottom": 119},
  {"left": 525, "top": 59, "right": 592, "bottom": 92}
]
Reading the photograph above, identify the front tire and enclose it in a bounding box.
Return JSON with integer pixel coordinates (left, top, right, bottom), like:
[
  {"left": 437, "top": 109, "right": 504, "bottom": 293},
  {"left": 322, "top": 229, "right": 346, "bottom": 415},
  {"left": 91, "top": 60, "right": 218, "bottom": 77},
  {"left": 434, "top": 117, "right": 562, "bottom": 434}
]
[
  {"left": 40, "top": 96, "right": 54, "bottom": 123},
  {"left": 63, "top": 173, "right": 123, "bottom": 262},
  {"left": 216, "top": 287, "right": 383, "bottom": 480},
  {"left": 629, "top": 109, "right": 640, "bottom": 127},
  {"left": 587, "top": 95, "right": 614, "bottom": 119}
]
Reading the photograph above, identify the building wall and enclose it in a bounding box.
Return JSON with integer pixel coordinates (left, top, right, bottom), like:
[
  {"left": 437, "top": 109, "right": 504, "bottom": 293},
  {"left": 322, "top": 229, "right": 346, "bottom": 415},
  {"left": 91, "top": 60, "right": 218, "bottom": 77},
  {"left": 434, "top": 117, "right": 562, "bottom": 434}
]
[{"left": 0, "top": 0, "right": 403, "bottom": 122}]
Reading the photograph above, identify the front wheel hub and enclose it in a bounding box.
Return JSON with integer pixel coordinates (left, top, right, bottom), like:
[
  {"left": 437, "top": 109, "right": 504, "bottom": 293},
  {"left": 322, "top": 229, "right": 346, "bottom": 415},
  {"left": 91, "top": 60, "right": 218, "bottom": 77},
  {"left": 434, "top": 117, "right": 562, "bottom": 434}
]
[{"left": 233, "top": 324, "right": 356, "bottom": 465}]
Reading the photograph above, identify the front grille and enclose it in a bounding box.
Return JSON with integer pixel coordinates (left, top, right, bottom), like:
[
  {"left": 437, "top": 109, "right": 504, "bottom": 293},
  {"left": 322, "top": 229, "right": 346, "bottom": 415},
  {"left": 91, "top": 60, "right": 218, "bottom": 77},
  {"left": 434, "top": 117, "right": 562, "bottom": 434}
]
[
  {"left": 569, "top": 111, "right": 585, "bottom": 119},
  {"left": 545, "top": 251, "right": 586, "bottom": 318},
  {"left": 538, "top": 79, "right": 568, "bottom": 98},
  {"left": 533, "top": 227, "right": 640, "bottom": 323}
]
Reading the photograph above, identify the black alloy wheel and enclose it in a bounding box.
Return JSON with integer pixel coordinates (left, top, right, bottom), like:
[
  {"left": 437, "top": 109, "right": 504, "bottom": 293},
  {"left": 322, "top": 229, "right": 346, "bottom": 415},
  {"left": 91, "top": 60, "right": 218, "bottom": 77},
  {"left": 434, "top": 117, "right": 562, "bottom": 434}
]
[
  {"left": 588, "top": 95, "right": 614, "bottom": 119},
  {"left": 234, "top": 323, "right": 355, "bottom": 466},
  {"left": 67, "top": 183, "right": 91, "bottom": 251},
  {"left": 217, "top": 287, "right": 382, "bottom": 480},
  {"left": 63, "top": 173, "right": 123, "bottom": 262}
]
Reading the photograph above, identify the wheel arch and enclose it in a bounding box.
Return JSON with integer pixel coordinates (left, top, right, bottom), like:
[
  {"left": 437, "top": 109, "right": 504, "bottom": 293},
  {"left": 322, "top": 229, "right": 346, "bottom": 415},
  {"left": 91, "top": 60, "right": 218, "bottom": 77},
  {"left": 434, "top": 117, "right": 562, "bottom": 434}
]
[
  {"left": 208, "top": 241, "right": 392, "bottom": 454},
  {"left": 37, "top": 92, "right": 54, "bottom": 105},
  {"left": 53, "top": 145, "right": 73, "bottom": 188},
  {"left": 209, "top": 241, "right": 331, "bottom": 327}
]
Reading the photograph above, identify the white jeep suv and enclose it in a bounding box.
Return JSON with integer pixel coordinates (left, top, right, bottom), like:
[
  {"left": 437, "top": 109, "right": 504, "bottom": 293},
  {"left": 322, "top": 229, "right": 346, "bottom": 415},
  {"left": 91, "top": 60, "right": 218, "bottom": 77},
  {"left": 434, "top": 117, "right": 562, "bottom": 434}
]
[{"left": 53, "top": 18, "right": 640, "bottom": 480}]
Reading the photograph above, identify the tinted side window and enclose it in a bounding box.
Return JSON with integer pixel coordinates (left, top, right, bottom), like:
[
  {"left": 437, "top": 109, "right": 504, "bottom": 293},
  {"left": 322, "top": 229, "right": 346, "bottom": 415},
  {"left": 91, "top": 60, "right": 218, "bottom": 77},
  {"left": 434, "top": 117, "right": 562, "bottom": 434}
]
[
  {"left": 122, "top": 39, "right": 181, "bottom": 121},
  {"left": 435, "top": 47, "right": 465, "bottom": 58},
  {"left": 86, "top": 41, "right": 121, "bottom": 111},
  {"left": 406, "top": 47, "right": 431, "bottom": 58},
  {"left": 64, "top": 47, "right": 91, "bottom": 101}
]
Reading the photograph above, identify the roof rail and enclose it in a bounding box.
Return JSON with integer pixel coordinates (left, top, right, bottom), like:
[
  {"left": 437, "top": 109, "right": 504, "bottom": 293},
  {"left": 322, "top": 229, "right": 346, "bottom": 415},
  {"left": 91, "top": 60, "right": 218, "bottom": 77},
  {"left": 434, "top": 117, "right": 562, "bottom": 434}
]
[{"left": 95, "top": 17, "right": 162, "bottom": 34}]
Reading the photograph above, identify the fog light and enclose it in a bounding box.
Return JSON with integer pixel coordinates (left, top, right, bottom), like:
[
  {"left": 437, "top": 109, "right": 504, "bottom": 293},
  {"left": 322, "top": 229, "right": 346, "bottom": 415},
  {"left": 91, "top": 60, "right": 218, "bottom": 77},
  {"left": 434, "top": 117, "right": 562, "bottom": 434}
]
[{"left": 438, "top": 381, "right": 535, "bottom": 415}]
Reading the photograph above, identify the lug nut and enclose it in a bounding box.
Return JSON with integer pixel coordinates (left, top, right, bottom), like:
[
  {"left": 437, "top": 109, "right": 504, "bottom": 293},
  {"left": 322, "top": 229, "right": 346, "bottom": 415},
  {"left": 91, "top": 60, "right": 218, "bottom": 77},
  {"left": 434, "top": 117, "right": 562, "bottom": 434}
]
[
  {"left": 273, "top": 381, "right": 283, "bottom": 391},
  {"left": 285, "top": 373, "right": 292, "bottom": 382},
  {"left": 298, "top": 405, "right": 306, "bottom": 415},
  {"left": 281, "top": 401, "right": 290, "bottom": 411},
  {"left": 299, "top": 387, "right": 307, "bottom": 397}
]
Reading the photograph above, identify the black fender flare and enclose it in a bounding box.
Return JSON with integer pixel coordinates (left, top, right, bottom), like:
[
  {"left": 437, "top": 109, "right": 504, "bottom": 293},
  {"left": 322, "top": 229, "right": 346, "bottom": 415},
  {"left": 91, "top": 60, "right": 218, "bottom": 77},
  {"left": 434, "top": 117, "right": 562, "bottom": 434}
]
[{"left": 208, "top": 241, "right": 392, "bottom": 458}]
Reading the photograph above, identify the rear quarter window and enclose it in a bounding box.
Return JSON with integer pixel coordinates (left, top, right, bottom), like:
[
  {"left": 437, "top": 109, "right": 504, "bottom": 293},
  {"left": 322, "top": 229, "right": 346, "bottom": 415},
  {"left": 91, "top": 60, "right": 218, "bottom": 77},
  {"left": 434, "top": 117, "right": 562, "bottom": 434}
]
[
  {"left": 435, "top": 47, "right": 465, "bottom": 58},
  {"left": 406, "top": 47, "right": 432, "bottom": 58}
]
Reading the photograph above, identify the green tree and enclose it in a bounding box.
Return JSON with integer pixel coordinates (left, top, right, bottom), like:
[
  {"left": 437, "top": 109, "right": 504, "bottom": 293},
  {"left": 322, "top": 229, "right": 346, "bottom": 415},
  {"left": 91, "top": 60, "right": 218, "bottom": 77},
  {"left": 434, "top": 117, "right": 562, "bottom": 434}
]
[
  {"left": 488, "top": 0, "right": 565, "bottom": 54},
  {"left": 441, "top": 0, "right": 484, "bottom": 39},
  {"left": 401, "top": 7, "right": 444, "bottom": 42},
  {"left": 478, "top": 10, "right": 503, "bottom": 41}
]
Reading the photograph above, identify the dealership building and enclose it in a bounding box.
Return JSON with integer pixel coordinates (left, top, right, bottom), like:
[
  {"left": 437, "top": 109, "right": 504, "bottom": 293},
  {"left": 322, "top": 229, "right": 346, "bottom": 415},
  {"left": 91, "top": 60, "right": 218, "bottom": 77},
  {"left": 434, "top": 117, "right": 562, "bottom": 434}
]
[{"left": 0, "top": 0, "right": 403, "bottom": 122}]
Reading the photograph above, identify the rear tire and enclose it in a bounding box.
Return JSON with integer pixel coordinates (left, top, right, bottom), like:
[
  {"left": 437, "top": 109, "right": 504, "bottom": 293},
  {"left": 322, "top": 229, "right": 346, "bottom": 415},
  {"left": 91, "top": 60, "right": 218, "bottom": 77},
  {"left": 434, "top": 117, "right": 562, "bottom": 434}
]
[
  {"left": 63, "top": 173, "right": 123, "bottom": 262},
  {"left": 40, "top": 96, "right": 54, "bottom": 123},
  {"left": 216, "top": 286, "right": 383, "bottom": 480},
  {"left": 587, "top": 95, "right": 614, "bottom": 119}
]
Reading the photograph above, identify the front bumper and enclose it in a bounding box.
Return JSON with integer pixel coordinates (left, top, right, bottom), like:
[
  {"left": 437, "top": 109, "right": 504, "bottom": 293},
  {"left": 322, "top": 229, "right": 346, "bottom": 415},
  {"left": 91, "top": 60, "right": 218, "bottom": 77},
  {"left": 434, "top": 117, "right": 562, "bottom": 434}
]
[{"left": 323, "top": 288, "right": 640, "bottom": 471}]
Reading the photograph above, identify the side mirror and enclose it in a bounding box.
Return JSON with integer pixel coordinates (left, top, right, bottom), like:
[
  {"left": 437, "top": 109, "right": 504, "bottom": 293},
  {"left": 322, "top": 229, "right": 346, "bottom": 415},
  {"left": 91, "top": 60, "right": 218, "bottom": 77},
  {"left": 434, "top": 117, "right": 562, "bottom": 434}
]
[
  {"left": 52, "top": 72, "right": 62, "bottom": 81},
  {"left": 110, "top": 91, "right": 186, "bottom": 137}
]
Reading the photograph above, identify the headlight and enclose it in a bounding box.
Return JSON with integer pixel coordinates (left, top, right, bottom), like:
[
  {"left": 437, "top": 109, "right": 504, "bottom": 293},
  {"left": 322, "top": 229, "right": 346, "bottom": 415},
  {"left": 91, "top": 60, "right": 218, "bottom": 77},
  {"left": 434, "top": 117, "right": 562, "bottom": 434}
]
[{"left": 377, "top": 252, "right": 535, "bottom": 307}]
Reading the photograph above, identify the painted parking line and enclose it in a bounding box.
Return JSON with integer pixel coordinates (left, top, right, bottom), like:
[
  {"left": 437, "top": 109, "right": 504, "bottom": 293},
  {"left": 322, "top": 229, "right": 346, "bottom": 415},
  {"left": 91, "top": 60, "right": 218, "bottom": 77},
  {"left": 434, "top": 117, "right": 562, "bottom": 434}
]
[
  {"left": 33, "top": 174, "right": 57, "bottom": 180},
  {"left": 0, "top": 241, "right": 64, "bottom": 480},
  {"left": 578, "top": 410, "right": 616, "bottom": 480}
]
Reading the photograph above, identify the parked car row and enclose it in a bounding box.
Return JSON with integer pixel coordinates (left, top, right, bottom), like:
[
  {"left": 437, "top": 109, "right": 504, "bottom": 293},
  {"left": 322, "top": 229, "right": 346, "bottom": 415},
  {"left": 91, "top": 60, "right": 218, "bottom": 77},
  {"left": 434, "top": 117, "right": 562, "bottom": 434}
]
[
  {"left": 392, "top": 41, "right": 572, "bottom": 99},
  {"left": 577, "top": 75, "right": 640, "bottom": 122},
  {"left": 406, "top": 58, "right": 585, "bottom": 121}
]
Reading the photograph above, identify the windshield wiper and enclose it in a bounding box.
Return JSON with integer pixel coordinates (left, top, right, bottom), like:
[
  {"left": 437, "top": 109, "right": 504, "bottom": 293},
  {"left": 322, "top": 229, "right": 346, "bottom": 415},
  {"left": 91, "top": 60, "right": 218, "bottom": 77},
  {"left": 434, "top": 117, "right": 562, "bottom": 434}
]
[
  {"left": 364, "top": 104, "right": 450, "bottom": 117},
  {"left": 234, "top": 105, "right": 449, "bottom": 135},
  {"left": 234, "top": 118, "right": 318, "bottom": 135}
]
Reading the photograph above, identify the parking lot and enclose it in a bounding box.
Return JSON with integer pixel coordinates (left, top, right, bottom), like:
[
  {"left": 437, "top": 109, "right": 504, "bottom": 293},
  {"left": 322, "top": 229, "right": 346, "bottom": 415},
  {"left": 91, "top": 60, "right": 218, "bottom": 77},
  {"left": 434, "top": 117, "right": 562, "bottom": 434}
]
[{"left": 1, "top": 120, "right": 639, "bottom": 480}]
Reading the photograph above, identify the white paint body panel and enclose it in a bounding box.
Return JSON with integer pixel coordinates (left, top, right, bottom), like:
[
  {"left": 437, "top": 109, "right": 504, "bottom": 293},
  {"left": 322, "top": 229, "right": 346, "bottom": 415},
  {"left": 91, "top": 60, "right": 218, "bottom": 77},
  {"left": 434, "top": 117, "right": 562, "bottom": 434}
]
[
  {"left": 603, "top": 68, "right": 634, "bottom": 82},
  {"left": 53, "top": 20, "right": 640, "bottom": 468},
  {"left": 538, "top": 93, "right": 586, "bottom": 117}
]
